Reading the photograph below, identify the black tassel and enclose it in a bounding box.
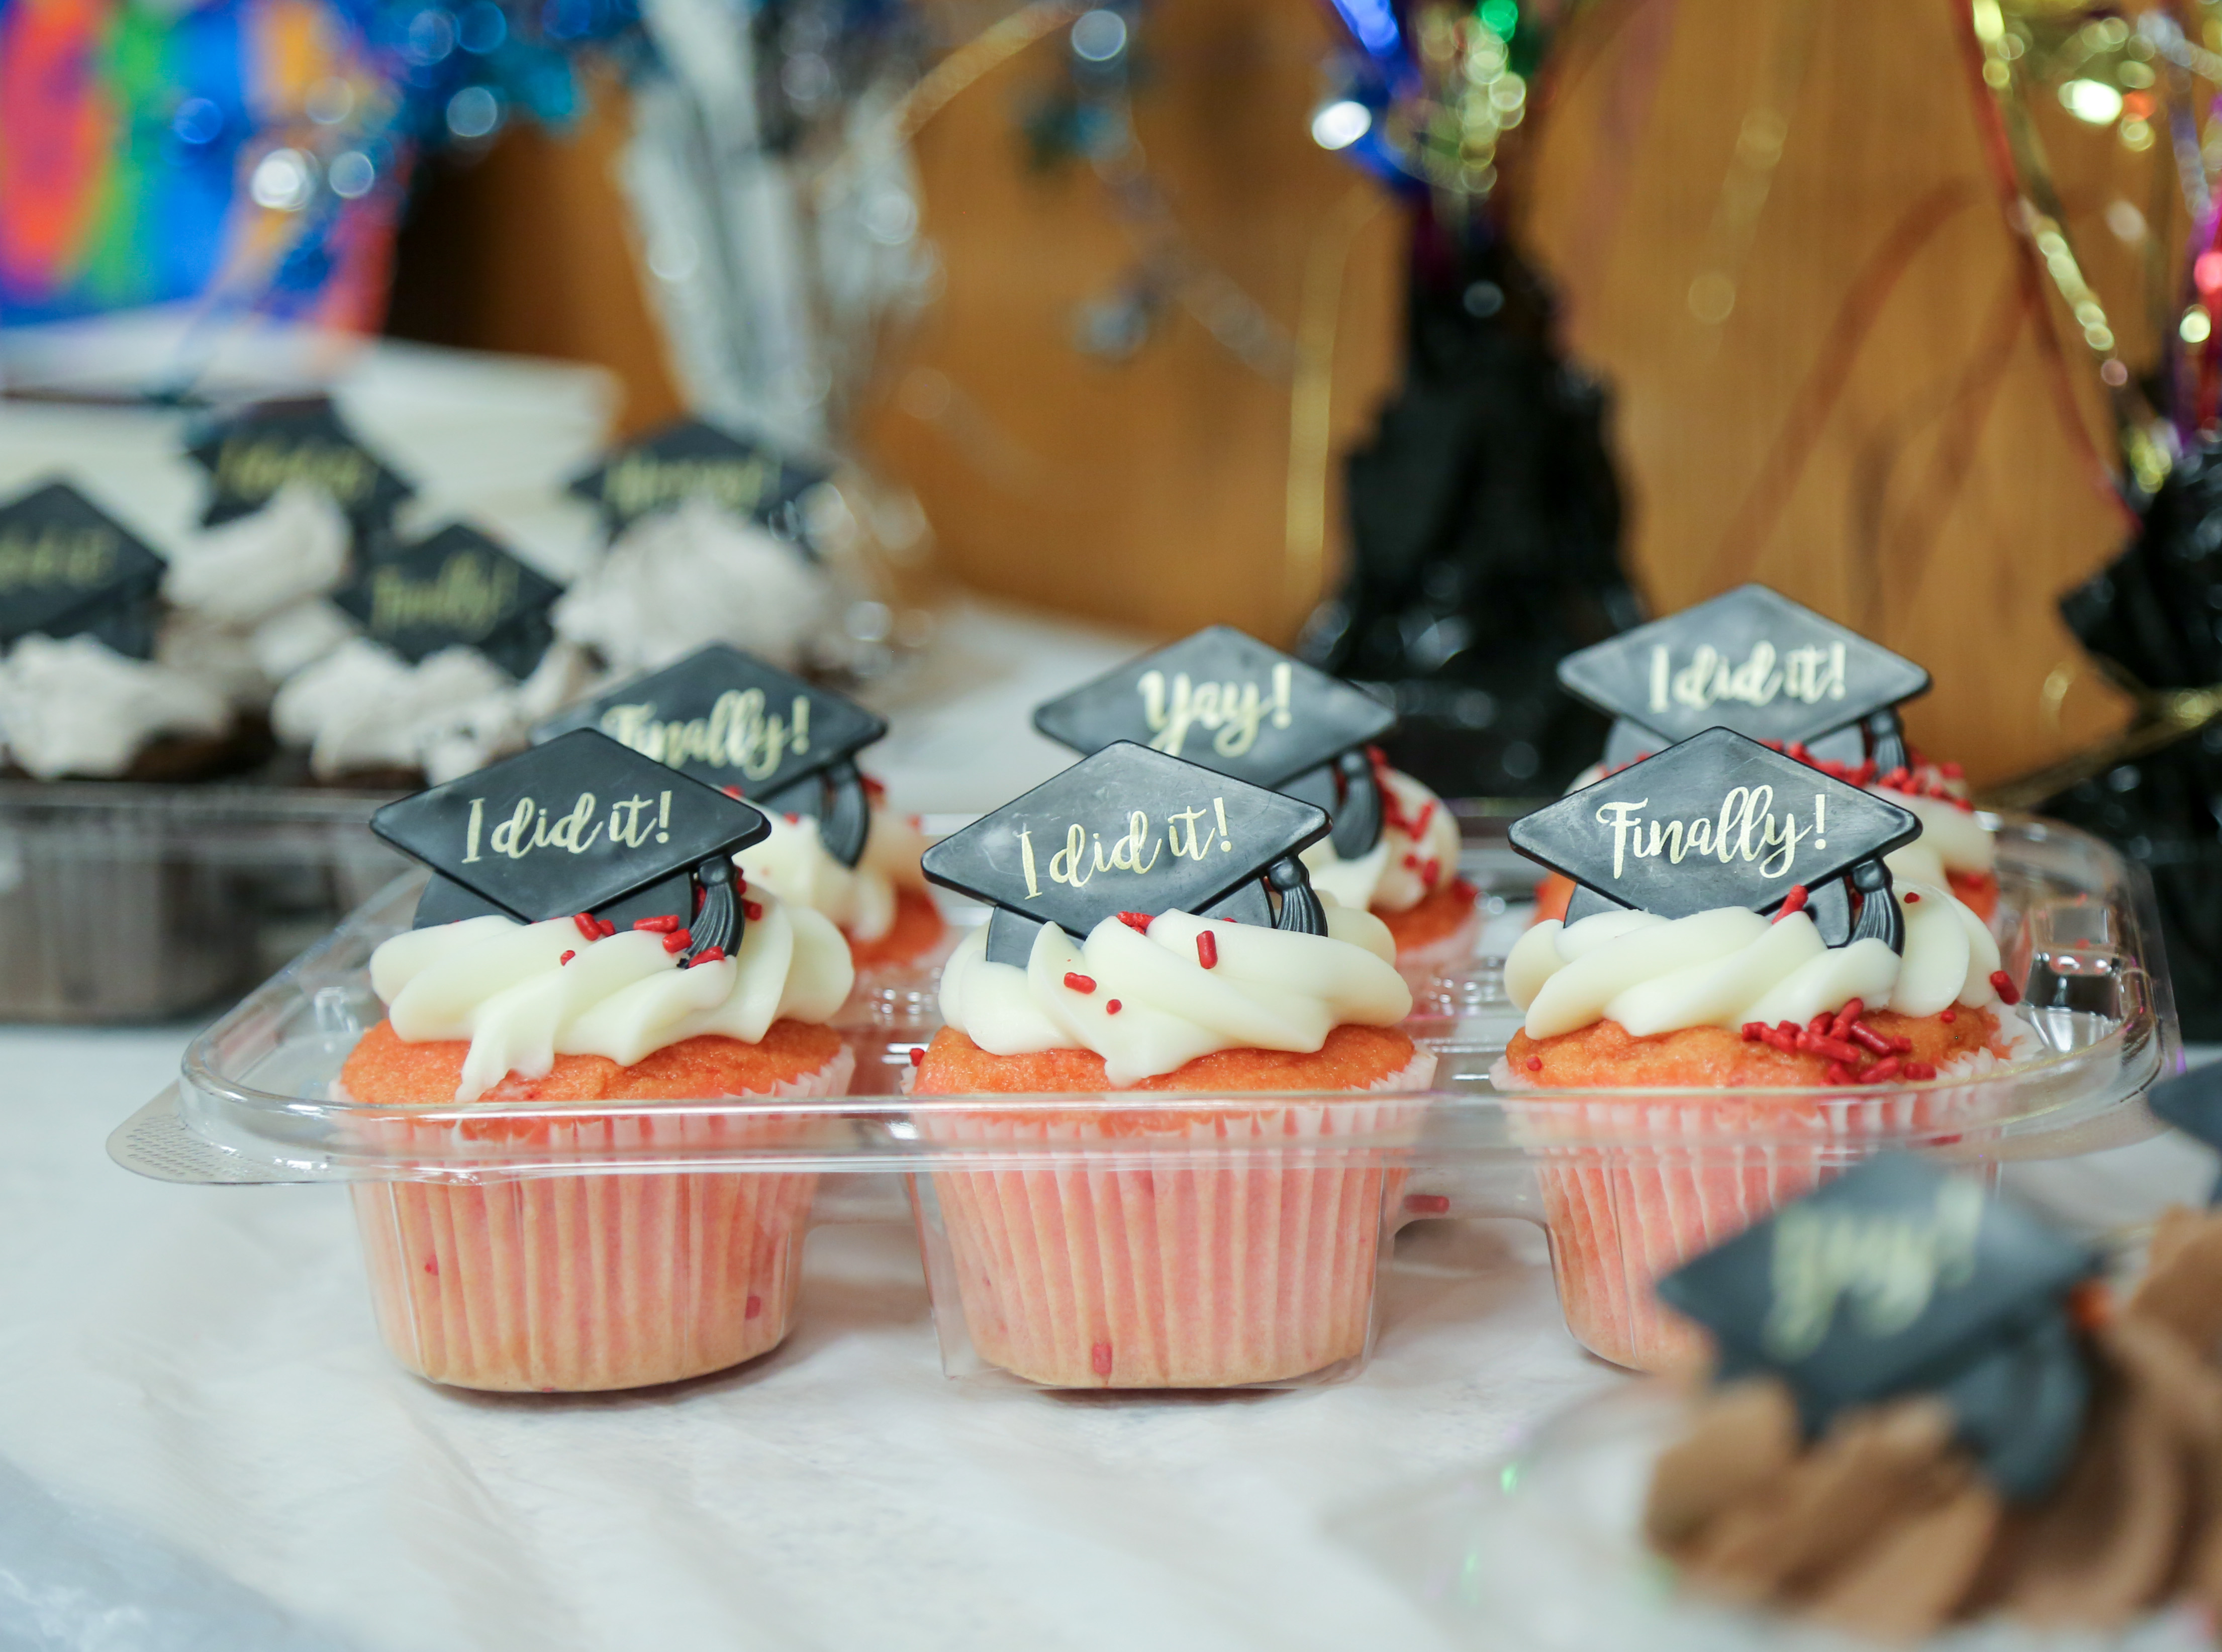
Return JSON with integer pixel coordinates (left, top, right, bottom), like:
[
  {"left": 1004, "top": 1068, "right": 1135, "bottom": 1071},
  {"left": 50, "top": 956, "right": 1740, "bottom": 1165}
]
[
  {"left": 1330, "top": 747, "right": 1385, "bottom": 857},
  {"left": 818, "top": 757, "right": 872, "bottom": 866},
  {"left": 1846, "top": 857, "right": 1903, "bottom": 952},
  {"left": 1268, "top": 855, "right": 1328, "bottom": 936},
  {"left": 686, "top": 856, "right": 743, "bottom": 961},
  {"left": 1864, "top": 709, "right": 1910, "bottom": 775},
  {"left": 1803, "top": 879, "right": 1852, "bottom": 945}
]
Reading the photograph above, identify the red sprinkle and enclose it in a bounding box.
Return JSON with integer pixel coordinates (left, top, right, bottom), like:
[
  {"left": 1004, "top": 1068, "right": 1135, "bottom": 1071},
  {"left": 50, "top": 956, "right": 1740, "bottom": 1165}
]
[
  {"left": 1423, "top": 858, "right": 1442, "bottom": 887},
  {"left": 1091, "top": 1341, "right": 1115, "bottom": 1377},
  {"left": 1808, "top": 1013, "right": 1834, "bottom": 1036},
  {"left": 1197, "top": 931, "right": 1218, "bottom": 969},
  {"left": 1402, "top": 853, "right": 1420, "bottom": 871},
  {"left": 784, "top": 813, "right": 800, "bottom": 825},
  {"left": 573, "top": 913, "right": 600, "bottom": 941},
  {"left": 1990, "top": 969, "right": 2020, "bottom": 1006},
  {"left": 909, "top": 1047, "right": 924, "bottom": 1067},
  {"left": 1527, "top": 1056, "right": 1542, "bottom": 1072},
  {"left": 1857, "top": 1056, "right": 1902, "bottom": 1084},
  {"left": 1064, "top": 971, "right": 1097, "bottom": 995},
  {"left": 597, "top": 918, "right": 616, "bottom": 937},
  {"left": 1904, "top": 1060, "right": 1938, "bottom": 1081},
  {"left": 1848, "top": 1022, "right": 1893, "bottom": 1056},
  {"left": 687, "top": 945, "right": 727, "bottom": 967},
  {"left": 1806, "top": 1034, "right": 1866, "bottom": 1065},
  {"left": 1889, "top": 1035, "right": 1913, "bottom": 1054},
  {"left": 423, "top": 1257, "right": 438, "bottom": 1275},
  {"left": 1760, "top": 1027, "right": 1801, "bottom": 1054},
  {"left": 1823, "top": 1061, "right": 1856, "bottom": 1086},
  {"left": 1405, "top": 1193, "right": 1451, "bottom": 1215},
  {"left": 744, "top": 901, "right": 764, "bottom": 921},
  {"left": 1939, "top": 1007, "right": 1957, "bottom": 1024},
  {"left": 721, "top": 786, "right": 744, "bottom": 800},
  {"left": 1830, "top": 998, "right": 1865, "bottom": 1038},
  {"left": 1116, "top": 911, "right": 1153, "bottom": 933},
  {"left": 745, "top": 1294, "right": 764, "bottom": 1319},
  {"left": 634, "top": 915, "right": 682, "bottom": 933},
  {"left": 1106, "top": 999, "right": 1122, "bottom": 1015},
  {"left": 1741, "top": 1021, "right": 1767, "bottom": 1042},
  {"left": 559, "top": 950, "right": 576, "bottom": 965},
  {"left": 662, "top": 929, "right": 693, "bottom": 953},
  {"left": 1774, "top": 885, "right": 1810, "bottom": 922},
  {"left": 1904, "top": 891, "right": 1921, "bottom": 904}
]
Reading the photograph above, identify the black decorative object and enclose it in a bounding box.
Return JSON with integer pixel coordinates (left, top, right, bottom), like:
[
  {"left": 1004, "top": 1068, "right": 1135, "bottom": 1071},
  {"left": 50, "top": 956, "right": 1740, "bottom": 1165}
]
[
  {"left": 566, "top": 417, "right": 829, "bottom": 543},
  {"left": 184, "top": 397, "right": 414, "bottom": 531},
  {"left": 2023, "top": 438, "right": 2222, "bottom": 1040},
  {"left": 1558, "top": 584, "right": 1931, "bottom": 771},
  {"left": 372, "top": 729, "right": 771, "bottom": 960},
  {"left": 335, "top": 523, "right": 561, "bottom": 680},
  {"left": 1033, "top": 625, "right": 1397, "bottom": 856},
  {"left": 534, "top": 644, "right": 889, "bottom": 867},
  {"left": 1298, "top": 239, "right": 1636, "bottom": 798},
  {"left": 1508, "top": 728, "right": 1919, "bottom": 944},
  {"left": 0, "top": 478, "right": 168, "bottom": 659},
  {"left": 920, "top": 742, "right": 1332, "bottom": 966},
  {"left": 1657, "top": 1154, "right": 2101, "bottom": 1501}
]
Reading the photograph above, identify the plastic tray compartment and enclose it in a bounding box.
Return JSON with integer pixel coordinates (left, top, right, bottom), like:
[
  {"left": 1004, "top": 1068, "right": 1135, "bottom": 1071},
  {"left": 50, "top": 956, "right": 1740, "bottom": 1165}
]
[
  {"left": 0, "top": 780, "right": 404, "bottom": 1022},
  {"left": 120, "top": 813, "right": 2175, "bottom": 1393}
]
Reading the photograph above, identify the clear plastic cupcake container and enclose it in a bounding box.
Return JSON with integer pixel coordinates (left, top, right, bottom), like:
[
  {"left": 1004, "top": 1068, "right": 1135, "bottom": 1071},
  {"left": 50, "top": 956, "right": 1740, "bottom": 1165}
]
[
  {"left": 114, "top": 811, "right": 2177, "bottom": 1393},
  {"left": 0, "top": 779, "right": 405, "bottom": 1022}
]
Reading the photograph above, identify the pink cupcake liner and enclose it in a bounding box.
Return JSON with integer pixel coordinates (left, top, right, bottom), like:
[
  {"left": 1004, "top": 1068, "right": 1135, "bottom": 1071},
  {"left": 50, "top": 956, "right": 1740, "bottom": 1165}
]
[
  {"left": 1500, "top": 1058, "right": 2015, "bottom": 1372},
  {"left": 912, "top": 1050, "right": 1435, "bottom": 1389},
  {"left": 351, "top": 1046, "right": 854, "bottom": 1392}
]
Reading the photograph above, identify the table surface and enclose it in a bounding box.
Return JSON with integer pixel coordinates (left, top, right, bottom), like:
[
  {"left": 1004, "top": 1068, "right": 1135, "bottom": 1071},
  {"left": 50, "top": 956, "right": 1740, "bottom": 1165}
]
[{"left": 3, "top": 601, "right": 2208, "bottom": 1651}]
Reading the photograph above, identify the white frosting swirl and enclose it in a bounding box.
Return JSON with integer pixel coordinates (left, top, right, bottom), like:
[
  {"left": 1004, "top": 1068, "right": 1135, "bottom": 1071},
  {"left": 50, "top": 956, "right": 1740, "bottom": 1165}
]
[
  {"left": 161, "top": 482, "right": 350, "bottom": 626},
  {"left": 369, "top": 891, "right": 854, "bottom": 1102},
  {"left": 736, "top": 804, "right": 930, "bottom": 943},
  {"left": 1301, "top": 767, "right": 1463, "bottom": 914},
  {"left": 553, "top": 499, "right": 831, "bottom": 676},
  {"left": 0, "top": 634, "right": 230, "bottom": 779},
  {"left": 937, "top": 905, "right": 1412, "bottom": 1087},
  {"left": 1504, "top": 881, "right": 2001, "bottom": 1041},
  {"left": 272, "top": 637, "right": 596, "bottom": 783},
  {"left": 1884, "top": 792, "right": 1995, "bottom": 883}
]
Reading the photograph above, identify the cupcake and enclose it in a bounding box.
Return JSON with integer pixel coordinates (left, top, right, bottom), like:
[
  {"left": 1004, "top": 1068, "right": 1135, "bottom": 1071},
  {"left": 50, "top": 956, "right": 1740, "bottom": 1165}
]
[
  {"left": 536, "top": 642, "right": 949, "bottom": 979},
  {"left": 349, "top": 729, "right": 853, "bottom": 1391},
  {"left": 1500, "top": 729, "right": 2041, "bottom": 1372},
  {"left": 1032, "top": 625, "right": 1479, "bottom": 984},
  {"left": 912, "top": 742, "right": 1434, "bottom": 1388}
]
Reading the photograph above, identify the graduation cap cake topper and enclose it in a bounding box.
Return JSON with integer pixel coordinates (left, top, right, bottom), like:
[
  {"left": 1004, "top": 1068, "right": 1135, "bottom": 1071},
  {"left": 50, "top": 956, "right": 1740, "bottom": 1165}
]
[
  {"left": 185, "top": 397, "right": 414, "bottom": 530},
  {"left": 0, "top": 479, "right": 167, "bottom": 659},
  {"left": 531, "top": 645, "right": 889, "bottom": 866},
  {"left": 1509, "top": 727, "right": 1922, "bottom": 947},
  {"left": 921, "top": 741, "right": 1333, "bottom": 965},
  {"left": 335, "top": 523, "right": 560, "bottom": 680},
  {"left": 371, "top": 729, "right": 772, "bottom": 961},
  {"left": 565, "top": 418, "right": 829, "bottom": 541},
  {"left": 1557, "top": 585, "right": 1932, "bottom": 772},
  {"left": 1031, "top": 625, "right": 1397, "bottom": 858},
  {"left": 1657, "top": 1154, "right": 2101, "bottom": 1500}
]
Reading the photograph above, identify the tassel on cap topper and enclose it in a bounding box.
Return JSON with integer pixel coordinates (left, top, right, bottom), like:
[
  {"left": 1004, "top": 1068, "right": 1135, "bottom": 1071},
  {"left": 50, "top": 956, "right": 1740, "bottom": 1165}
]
[
  {"left": 1509, "top": 727, "right": 1922, "bottom": 948},
  {"left": 1557, "top": 584, "right": 1934, "bottom": 773},
  {"left": 0, "top": 479, "right": 168, "bottom": 659},
  {"left": 1656, "top": 1154, "right": 2102, "bottom": 1502},
  {"left": 921, "top": 741, "right": 1335, "bottom": 966},
  {"left": 1031, "top": 625, "right": 1398, "bottom": 858},
  {"left": 370, "top": 728, "right": 771, "bottom": 963},
  {"left": 335, "top": 523, "right": 561, "bottom": 681},
  {"left": 532, "top": 644, "right": 889, "bottom": 867},
  {"left": 565, "top": 417, "right": 830, "bottom": 544},
  {"left": 184, "top": 397, "right": 414, "bottom": 531}
]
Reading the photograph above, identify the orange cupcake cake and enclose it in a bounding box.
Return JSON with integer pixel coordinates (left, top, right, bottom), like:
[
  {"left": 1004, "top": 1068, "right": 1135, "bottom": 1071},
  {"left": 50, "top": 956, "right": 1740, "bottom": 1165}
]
[
  {"left": 913, "top": 907, "right": 1430, "bottom": 1388},
  {"left": 343, "top": 891, "right": 854, "bottom": 1392}
]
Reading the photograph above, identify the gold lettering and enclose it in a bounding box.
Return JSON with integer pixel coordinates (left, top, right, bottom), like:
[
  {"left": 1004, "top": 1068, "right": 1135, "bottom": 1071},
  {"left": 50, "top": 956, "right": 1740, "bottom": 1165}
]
[
  {"left": 601, "top": 452, "right": 775, "bottom": 519},
  {"left": 367, "top": 553, "right": 519, "bottom": 641},
  {"left": 0, "top": 526, "right": 119, "bottom": 594},
  {"left": 214, "top": 437, "right": 374, "bottom": 504},
  {"left": 1763, "top": 1182, "right": 1985, "bottom": 1361},
  {"left": 489, "top": 798, "right": 536, "bottom": 859},
  {"left": 1049, "top": 824, "right": 1093, "bottom": 889}
]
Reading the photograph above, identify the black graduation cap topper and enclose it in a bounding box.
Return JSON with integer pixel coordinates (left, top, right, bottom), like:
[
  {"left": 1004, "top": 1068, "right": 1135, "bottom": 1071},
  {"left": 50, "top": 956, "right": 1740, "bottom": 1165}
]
[
  {"left": 921, "top": 741, "right": 1334, "bottom": 965},
  {"left": 1558, "top": 585, "right": 1933, "bottom": 772},
  {"left": 1657, "top": 1154, "right": 2101, "bottom": 1501},
  {"left": 531, "top": 645, "right": 889, "bottom": 867},
  {"left": 566, "top": 418, "right": 830, "bottom": 542},
  {"left": 1509, "top": 727, "right": 1921, "bottom": 949},
  {"left": 371, "top": 729, "right": 771, "bottom": 960},
  {"left": 1032, "top": 626, "right": 1398, "bottom": 858},
  {"left": 185, "top": 397, "right": 414, "bottom": 529},
  {"left": 335, "top": 523, "right": 560, "bottom": 680},
  {"left": 0, "top": 479, "right": 167, "bottom": 659}
]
